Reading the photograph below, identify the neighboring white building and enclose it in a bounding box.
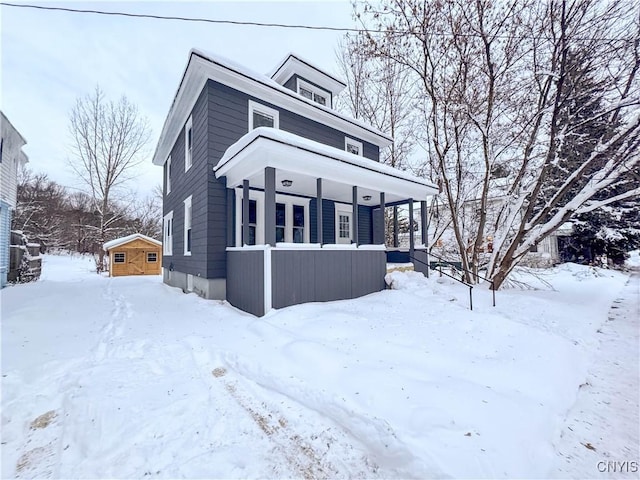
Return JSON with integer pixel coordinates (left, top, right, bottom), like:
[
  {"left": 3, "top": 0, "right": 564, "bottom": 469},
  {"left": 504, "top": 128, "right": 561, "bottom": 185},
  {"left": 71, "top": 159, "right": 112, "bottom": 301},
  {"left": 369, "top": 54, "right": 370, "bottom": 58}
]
[{"left": 1, "top": 112, "right": 29, "bottom": 287}]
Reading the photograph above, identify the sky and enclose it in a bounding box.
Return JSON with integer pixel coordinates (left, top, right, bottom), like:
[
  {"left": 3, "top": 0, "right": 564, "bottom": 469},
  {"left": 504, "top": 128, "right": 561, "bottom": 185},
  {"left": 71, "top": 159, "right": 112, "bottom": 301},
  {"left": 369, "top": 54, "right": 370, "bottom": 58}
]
[{"left": 1, "top": 0, "right": 355, "bottom": 198}]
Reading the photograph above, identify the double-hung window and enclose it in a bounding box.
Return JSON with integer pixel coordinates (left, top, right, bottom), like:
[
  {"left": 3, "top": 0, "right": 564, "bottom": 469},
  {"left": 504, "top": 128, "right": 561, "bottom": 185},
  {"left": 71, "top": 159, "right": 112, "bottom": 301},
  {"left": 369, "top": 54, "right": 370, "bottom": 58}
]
[
  {"left": 276, "top": 203, "right": 286, "bottom": 243},
  {"left": 293, "top": 205, "right": 305, "bottom": 243},
  {"left": 184, "top": 116, "right": 193, "bottom": 171},
  {"left": 242, "top": 199, "right": 258, "bottom": 245},
  {"left": 163, "top": 211, "right": 173, "bottom": 256},
  {"left": 248, "top": 100, "right": 279, "bottom": 130},
  {"left": 184, "top": 196, "right": 192, "bottom": 255}
]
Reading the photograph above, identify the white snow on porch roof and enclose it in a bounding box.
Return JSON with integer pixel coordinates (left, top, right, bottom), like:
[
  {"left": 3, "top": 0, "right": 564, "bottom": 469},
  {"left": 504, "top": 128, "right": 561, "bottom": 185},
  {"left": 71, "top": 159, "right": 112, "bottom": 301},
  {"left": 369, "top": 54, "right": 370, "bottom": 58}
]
[{"left": 215, "top": 128, "right": 438, "bottom": 202}]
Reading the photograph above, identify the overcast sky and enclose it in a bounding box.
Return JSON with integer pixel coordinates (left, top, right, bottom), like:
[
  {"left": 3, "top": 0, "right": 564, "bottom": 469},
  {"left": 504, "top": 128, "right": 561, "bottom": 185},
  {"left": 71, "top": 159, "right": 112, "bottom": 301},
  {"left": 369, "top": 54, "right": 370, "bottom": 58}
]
[{"left": 1, "top": 0, "right": 355, "bottom": 198}]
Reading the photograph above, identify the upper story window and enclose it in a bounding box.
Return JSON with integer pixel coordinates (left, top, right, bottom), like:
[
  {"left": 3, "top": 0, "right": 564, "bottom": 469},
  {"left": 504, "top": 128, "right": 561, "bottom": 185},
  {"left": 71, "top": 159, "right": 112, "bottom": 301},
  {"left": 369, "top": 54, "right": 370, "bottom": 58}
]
[
  {"left": 184, "top": 196, "right": 192, "bottom": 255},
  {"left": 166, "top": 155, "right": 172, "bottom": 194},
  {"left": 297, "top": 79, "right": 330, "bottom": 107},
  {"left": 184, "top": 116, "right": 193, "bottom": 172},
  {"left": 249, "top": 100, "right": 279, "bottom": 130},
  {"left": 345, "top": 138, "right": 363, "bottom": 156}
]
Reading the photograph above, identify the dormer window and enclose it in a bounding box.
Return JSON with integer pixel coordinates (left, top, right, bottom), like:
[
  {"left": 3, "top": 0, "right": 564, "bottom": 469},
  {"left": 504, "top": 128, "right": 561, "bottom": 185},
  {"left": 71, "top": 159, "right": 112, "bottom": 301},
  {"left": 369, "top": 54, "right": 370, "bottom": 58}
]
[{"left": 297, "top": 79, "right": 330, "bottom": 107}]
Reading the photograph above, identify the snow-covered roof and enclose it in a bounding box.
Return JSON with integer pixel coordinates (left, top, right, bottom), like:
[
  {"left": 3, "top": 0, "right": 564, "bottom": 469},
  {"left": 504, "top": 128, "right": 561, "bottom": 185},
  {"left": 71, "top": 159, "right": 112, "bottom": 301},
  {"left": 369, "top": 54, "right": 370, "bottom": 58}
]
[
  {"left": 103, "top": 233, "right": 161, "bottom": 251},
  {"left": 215, "top": 128, "right": 437, "bottom": 204},
  {"left": 152, "top": 50, "right": 392, "bottom": 166},
  {"left": 269, "top": 52, "right": 346, "bottom": 95}
]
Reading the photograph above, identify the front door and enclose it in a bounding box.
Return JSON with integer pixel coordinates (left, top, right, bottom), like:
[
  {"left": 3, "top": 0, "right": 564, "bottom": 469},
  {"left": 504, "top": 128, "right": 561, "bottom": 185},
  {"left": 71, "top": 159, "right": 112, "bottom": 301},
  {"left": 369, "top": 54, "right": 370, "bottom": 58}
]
[
  {"left": 127, "top": 251, "right": 145, "bottom": 275},
  {"left": 336, "top": 211, "right": 353, "bottom": 244}
]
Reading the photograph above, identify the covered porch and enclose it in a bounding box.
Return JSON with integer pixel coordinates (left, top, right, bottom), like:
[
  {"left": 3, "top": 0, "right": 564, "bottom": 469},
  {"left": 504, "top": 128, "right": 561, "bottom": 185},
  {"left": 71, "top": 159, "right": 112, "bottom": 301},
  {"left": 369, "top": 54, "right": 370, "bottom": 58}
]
[{"left": 214, "top": 128, "right": 438, "bottom": 316}]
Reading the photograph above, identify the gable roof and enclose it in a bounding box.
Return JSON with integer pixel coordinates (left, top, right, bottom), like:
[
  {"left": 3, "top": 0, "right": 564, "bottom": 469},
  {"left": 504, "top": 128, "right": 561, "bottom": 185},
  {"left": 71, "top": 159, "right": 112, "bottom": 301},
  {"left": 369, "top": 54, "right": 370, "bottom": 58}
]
[
  {"left": 103, "top": 233, "right": 161, "bottom": 251},
  {"left": 152, "top": 49, "right": 392, "bottom": 166}
]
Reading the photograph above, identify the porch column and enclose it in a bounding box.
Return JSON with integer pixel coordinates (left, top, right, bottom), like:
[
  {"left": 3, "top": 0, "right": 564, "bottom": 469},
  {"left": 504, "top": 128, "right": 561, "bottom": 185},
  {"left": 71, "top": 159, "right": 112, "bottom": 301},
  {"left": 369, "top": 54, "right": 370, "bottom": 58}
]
[
  {"left": 393, "top": 206, "right": 399, "bottom": 247},
  {"left": 409, "top": 199, "right": 415, "bottom": 257},
  {"left": 352, "top": 186, "right": 359, "bottom": 246},
  {"left": 379, "top": 192, "right": 385, "bottom": 246},
  {"left": 421, "top": 200, "right": 428, "bottom": 246},
  {"left": 242, "top": 180, "right": 250, "bottom": 246},
  {"left": 421, "top": 200, "right": 429, "bottom": 278},
  {"left": 264, "top": 167, "right": 276, "bottom": 247},
  {"left": 317, "top": 178, "right": 323, "bottom": 245}
]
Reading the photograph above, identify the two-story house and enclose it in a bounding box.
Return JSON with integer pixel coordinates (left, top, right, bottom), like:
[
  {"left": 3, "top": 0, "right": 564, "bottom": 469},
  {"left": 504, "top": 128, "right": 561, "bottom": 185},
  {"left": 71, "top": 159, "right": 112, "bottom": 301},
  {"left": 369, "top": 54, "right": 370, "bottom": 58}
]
[
  {"left": 0, "top": 112, "right": 29, "bottom": 288},
  {"left": 153, "top": 50, "right": 437, "bottom": 315}
]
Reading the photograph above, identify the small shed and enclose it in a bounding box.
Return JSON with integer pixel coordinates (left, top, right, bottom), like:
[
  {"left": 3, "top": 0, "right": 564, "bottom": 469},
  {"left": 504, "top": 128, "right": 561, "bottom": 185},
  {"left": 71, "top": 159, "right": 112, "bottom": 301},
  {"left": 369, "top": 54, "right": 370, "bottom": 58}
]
[{"left": 103, "top": 234, "right": 162, "bottom": 277}]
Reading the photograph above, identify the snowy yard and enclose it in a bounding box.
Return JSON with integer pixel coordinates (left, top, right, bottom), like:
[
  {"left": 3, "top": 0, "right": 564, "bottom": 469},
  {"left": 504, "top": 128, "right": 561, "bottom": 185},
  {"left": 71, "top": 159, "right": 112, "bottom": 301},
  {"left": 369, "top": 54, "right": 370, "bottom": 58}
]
[{"left": 1, "top": 254, "right": 638, "bottom": 478}]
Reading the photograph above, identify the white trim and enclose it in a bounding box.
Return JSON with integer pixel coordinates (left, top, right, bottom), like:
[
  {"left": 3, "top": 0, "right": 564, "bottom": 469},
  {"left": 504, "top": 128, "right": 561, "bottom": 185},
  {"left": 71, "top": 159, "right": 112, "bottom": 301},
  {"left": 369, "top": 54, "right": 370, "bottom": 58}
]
[
  {"left": 163, "top": 211, "right": 173, "bottom": 256},
  {"left": 334, "top": 203, "right": 353, "bottom": 244},
  {"left": 215, "top": 129, "right": 437, "bottom": 202},
  {"left": 184, "top": 116, "right": 193, "bottom": 172},
  {"left": 248, "top": 100, "right": 280, "bottom": 130},
  {"left": 270, "top": 53, "right": 346, "bottom": 95},
  {"left": 166, "top": 155, "right": 172, "bottom": 194},
  {"left": 234, "top": 189, "right": 310, "bottom": 246},
  {"left": 296, "top": 78, "right": 331, "bottom": 108},
  {"left": 264, "top": 247, "right": 272, "bottom": 313},
  {"left": 345, "top": 137, "right": 363, "bottom": 156},
  {"left": 152, "top": 51, "right": 391, "bottom": 166},
  {"left": 183, "top": 196, "right": 192, "bottom": 255}
]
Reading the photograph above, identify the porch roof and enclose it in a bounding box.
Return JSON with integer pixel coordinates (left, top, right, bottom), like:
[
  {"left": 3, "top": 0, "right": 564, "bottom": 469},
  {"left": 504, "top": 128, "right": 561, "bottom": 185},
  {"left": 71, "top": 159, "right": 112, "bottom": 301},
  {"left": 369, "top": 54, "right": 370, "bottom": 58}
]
[{"left": 214, "top": 128, "right": 438, "bottom": 205}]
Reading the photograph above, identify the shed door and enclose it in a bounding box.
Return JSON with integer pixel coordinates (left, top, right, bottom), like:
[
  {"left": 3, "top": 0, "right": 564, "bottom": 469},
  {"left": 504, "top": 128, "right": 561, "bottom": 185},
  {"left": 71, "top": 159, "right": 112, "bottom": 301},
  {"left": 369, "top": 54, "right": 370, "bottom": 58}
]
[{"left": 127, "top": 251, "right": 145, "bottom": 275}]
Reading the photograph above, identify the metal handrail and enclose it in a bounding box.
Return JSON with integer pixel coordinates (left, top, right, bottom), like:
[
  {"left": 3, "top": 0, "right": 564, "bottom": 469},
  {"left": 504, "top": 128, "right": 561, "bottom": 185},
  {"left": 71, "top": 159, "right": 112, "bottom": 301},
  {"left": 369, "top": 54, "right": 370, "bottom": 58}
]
[
  {"left": 425, "top": 250, "right": 496, "bottom": 307},
  {"left": 409, "top": 253, "right": 474, "bottom": 311}
]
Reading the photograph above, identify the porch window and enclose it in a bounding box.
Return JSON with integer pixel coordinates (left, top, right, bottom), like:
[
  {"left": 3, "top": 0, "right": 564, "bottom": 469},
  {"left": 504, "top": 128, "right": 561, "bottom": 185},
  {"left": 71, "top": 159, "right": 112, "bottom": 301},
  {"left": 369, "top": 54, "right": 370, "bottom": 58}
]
[
  {"left": 114, "top": 253, "right": 125, "bottom": 263},
  {"left": 185, "top": 116, "right": 193, "bottom": 171},
  {"left": 242, "top": 199, "right": 257, "bottom": 245},
  {"left": 235, "top": 190, "right": 309, "bottom": 245},
  {"left": 249, "top": 100, "right": 279, "bottom": 130},
  {"left": 293, "top": 205, "right": 305, "bottom": 243},
  {"left": 147, "top": 252, "right": 157, "bottom": 263},
  {"left": 276, "top": 203, "right": 286, "bottom": 243},
  {"left": 184, "top": 196, "right": 192, "bottom": 255}
]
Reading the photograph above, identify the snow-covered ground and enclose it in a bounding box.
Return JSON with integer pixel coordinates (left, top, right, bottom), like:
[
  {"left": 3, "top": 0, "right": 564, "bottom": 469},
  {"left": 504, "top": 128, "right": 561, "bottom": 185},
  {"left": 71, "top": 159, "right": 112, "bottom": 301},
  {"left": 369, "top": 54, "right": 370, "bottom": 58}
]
[{"left": 1, "top": 254, "right": 637, "bottom": 478}]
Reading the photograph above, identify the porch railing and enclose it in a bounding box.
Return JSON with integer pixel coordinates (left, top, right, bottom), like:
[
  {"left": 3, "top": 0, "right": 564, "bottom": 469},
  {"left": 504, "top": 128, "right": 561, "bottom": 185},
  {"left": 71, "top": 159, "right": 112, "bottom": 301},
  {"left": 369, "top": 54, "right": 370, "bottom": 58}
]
[{"left": 419, "top": 250, "right": 496, "bottom": 308}]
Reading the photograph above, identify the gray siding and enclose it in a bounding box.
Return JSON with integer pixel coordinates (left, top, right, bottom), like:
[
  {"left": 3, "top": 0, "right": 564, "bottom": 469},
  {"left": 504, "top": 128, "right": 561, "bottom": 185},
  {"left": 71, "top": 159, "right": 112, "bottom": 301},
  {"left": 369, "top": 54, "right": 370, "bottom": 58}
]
[
  {"left": 162, "top": 86, "right": 209, "bottom": 277},
  {"left": 271, "top": 249, "right": 386, "bottom": 308},
  {"left": 309, "top": 200, "right": 373, "bottom": 244},
  {"left": 227, "top": 250, "right": 264, "bottom": 316},
  {"left": 164, "top": 78, "right": 382, "bottom": 282}
]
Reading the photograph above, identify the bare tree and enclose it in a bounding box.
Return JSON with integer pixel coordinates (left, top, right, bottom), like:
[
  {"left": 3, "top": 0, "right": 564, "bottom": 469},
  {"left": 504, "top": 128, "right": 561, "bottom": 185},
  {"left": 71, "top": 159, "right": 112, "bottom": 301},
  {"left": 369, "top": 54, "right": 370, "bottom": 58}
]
[
  {"left": 355, "top": 0, "right": 639, "bottom": 288},
  {"left": 68, "top": 85, "right": 151, "bottom": 271}
]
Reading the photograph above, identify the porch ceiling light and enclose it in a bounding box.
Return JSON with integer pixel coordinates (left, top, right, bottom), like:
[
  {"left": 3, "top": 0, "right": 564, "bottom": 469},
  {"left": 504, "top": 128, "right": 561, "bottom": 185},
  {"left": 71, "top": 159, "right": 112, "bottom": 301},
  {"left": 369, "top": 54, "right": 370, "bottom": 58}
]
[
  {"left": 362, "top": 195, "right": 372, "bottom": 201},
  {"left": 281, "top": 179, "right": 293, "bottom": 187}
]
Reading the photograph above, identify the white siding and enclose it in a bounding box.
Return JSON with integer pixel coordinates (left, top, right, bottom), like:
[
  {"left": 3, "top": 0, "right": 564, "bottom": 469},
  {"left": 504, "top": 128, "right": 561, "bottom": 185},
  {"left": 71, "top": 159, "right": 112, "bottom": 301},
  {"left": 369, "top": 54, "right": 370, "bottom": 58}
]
[{"left": 0, "top": 112, "right": 28, "bottom": 209}]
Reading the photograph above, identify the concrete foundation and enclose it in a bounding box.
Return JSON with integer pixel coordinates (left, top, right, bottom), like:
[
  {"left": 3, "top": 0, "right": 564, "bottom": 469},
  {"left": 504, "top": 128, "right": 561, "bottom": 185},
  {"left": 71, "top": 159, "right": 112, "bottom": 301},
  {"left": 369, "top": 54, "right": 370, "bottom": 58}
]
[{"left": 163, "top": 268, "right": 226, "bottom": 300}]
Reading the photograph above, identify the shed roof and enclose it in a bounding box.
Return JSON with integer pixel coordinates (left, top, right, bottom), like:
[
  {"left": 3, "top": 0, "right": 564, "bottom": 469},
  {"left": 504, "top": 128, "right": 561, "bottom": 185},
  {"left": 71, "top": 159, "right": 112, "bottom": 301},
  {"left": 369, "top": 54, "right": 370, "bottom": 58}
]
[{"left": 103, "top": 233, "right": 162, "bottom": 251}]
